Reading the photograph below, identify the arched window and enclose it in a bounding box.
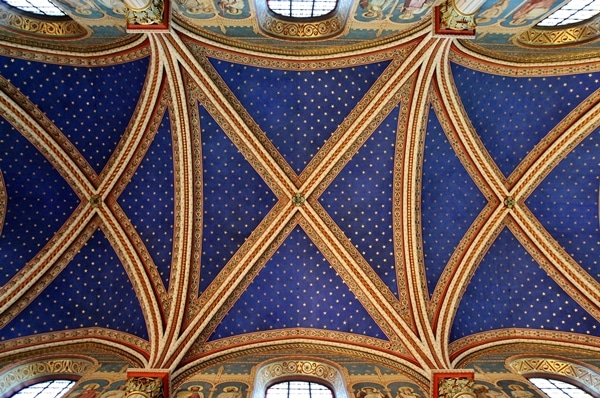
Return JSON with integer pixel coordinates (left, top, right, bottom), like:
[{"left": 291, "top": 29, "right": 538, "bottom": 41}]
[
  {"left": 1, "top": 0, "right": 66, "bottom": 16},
  {"left": 536, "top": 0, "right": 600, "bottom": 27},
  {"left": 529, "top": 377, "right": 594, "bottom": 398},
  {"left": 266, "top": 0, "right": 337, "bottom": 18},
  {"left": 11, "top": 380, "right": 76, "bottom": 398},
  {"left": 266, "top": 381, "right": 333, "bottom": 398}
]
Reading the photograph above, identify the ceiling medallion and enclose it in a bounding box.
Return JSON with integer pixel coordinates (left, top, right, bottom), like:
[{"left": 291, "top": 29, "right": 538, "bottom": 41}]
[
  {"left": 89, "top": 194, "right": 102, "bottom": 208},
  {"left": 293, "top": 192, "right": 305, "bottom": 206},
  {"left": 504, "top": 196, "right": 516, "bottom": 209}
]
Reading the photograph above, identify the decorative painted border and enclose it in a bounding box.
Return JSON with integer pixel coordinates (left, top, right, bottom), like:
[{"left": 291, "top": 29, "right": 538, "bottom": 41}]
[
  {"left": 0, "top": 2, "right": 88, "bottom": 39},
  {"left": 508, "top": 356, "right": 600, "bottom": 394},
  {"left": 0, "top": 356, "right": 96, "bottom": 396},
  {"left": 253, "top": 358, "right": 348, "bottom": 398},
  {"left": 517, "top": 17, "right": 600, "bottom": 47}
]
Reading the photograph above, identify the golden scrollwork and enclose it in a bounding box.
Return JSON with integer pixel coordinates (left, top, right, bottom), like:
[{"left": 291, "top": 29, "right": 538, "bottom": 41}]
[
  {"left": 0, "top": 5, "right": 87, "bottom": 38},
  {"left": 0, "top": 358, "right": 95, "bottom": 395},
  {"left": 517, "top": 18, "right": 600, "bottom": 47},
  {"left": 261, "top": 360, "right": 338, "bottom": 382},
  {"left": 260, "top": 14, "right": 344, "bottom": 39},
  {"left": 438, "top": 377, "right": 475, "bottom": 398},
  {"left": 509, "top": 357, "right": 600, "bottom": 393},
  {"left": 252, "top": 359, "right": 347, "bottom": 398}
]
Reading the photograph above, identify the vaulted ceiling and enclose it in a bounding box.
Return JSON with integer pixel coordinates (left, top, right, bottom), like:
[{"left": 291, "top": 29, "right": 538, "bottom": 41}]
[{"left": 0, "top": 0, "right": 600, "bottom": 391}]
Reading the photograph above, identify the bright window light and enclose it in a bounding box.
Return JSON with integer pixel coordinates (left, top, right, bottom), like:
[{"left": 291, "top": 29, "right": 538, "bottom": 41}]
[
  {"left": 267, "top": 0, "right": 337, "bottom": 18},
  {"left": 2, "top": 0, "right": 66, "bottom": 16},
  {"left": 11, "top": 380, "right": 76, "bottom": 398},
  {"left": 529, "top": 378, "right": 594, "bottom": 398},
  {"left": 537, "top": 0, "right": 600, "bottom": 26},
  {"left": 266, "top": 381, "right": 333, "bottom": 398}
]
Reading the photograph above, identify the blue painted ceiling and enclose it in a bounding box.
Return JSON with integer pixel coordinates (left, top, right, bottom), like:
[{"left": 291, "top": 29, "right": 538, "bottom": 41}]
[{"left": 0, "top": 0, "right": 599, "bottom": 380}]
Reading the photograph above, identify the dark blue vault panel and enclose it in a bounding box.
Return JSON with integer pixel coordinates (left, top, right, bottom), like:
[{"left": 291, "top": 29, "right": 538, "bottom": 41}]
[
  {"left": 209, "top": 226, "right": 387, "bottom": 340},
  {"left": 118, "top": 111, "right": 175, "bottom": 291},
  {"left": 421, "top": 106, "right": 486, "bottom": 296},
  {"left": 198, "top": 103, "right": 277, "bottom": 294},
  {"left": 0, "top": 117, "right": 79, "bottom": 287},
  {"left": 451, "top": 63, "right": 600, "bottom": 178},
  {"left": 451, "top": 227, "right": 600, "bottom": 342},
  {"left": 208, "top": 58, "right": 390, "bottom": 174},
  {"left": 320, "top": 105, "right": 399, "bottom": 299},
  {"left": 1, "top": 229, "right": 148, "bottom": 341},
  {"left": 0, "top": 55, "right": 149, "bottom": 174},
  {"left": 526, "top": 127, "right": 600, "bottom": 284}
]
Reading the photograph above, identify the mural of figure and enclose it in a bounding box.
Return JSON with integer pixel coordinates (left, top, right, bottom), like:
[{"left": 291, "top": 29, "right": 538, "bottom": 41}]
[
  {"left": 73, "top": 383, "right": 101, "bottom": 398},
  {"left": 175, "top": 0, "right": 213, "bottom": 15},
  {"left": 359, "top": 0, "right": 393, "bottom": 19},
  {"left": 177, "top": 386, "right": 205, "bottom": 398},
  {"left": 510, "top": 0, "right": 556, "bottom": 25},
  {"left": 508, "top": 384, "right": 535, "bottom": 398},
  {"left": 396, "top": 386, "right": 422, "bottom": 398},
  {"left": 398, "top": 0, "right": 428, "bottom": 19},
  {"left": 217, "top": 0, "right": 244, "bottom": 15},
  {"left": 99, "top": 385, "right": 126, "bottom": 398},
  {"left": 357, "top": 387, "right": 385, "bottom": 398},
  {"left": 96, "top": 0, "right": 127, "bottom": 14},
  {"left": 473, "top": 384, "right": 503, "bottom": 398},
  {"left": 217, "top": 386, "right": 242, "bottom": 398},
  {"left": 55, "top": 0, "right": 97, "bottom": 16},
  {"left": 477, "top": 0, "right": 510, "bottom": 23}
]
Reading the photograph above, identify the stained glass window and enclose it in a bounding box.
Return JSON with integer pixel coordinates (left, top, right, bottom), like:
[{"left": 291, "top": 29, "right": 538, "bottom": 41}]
[
  {"left": 529, "top": 378, "right": 593, "bottom": 398},
  {"left": 266, "top": 381, "right": 333, "bottom": 398}
]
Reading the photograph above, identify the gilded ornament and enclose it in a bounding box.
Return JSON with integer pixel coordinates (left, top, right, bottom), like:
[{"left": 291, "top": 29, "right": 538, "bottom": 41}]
[
  {"left": 0, "top": 359, "right": 95, "bottom": 396},
  {"left": 438, "top": 377, "right": 475, "bottom": 398},
  {"left": 0, "top": 5, "right": 87, "bottom": 38},
  {"left": 293, "top": 193, "right": 305, "bottom": 206},
  {"left": 517, "top": 19, "right": 600, "bottom": 47},
  {"left": 126, "top": 377, "right": 164, "bottom": 398},
  {"left": 509, "top": 357, "right": 600, "bottom": 393},
  {"left": 125, "top": 0, "right": 165, "bottom": 25},
  {"left": 504, "top": 196, "right": 515, "bottom": 209},
  {"left": 436, "top": 0, "right": 476, "bottom": 32}
]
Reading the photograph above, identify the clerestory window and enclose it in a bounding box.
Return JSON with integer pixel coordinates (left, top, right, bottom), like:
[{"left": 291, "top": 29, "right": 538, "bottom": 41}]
[
  {"left": 11, "top": 380, "right": 76, "bottom": 398},
  {"left": 266, "top": 381, "right": 333, "bottom": 398},
  {"left": 529, "top": 377, "right": 594, "bottom": 398},
  {"left": 266, "top": 0, "right": 337, "bottom": 18},
  {"left": 536, "top": 0, "right": 600, "bottom": 27},
  {"left": 1, "top": 0, "right": 66, "bottom": 16}
]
